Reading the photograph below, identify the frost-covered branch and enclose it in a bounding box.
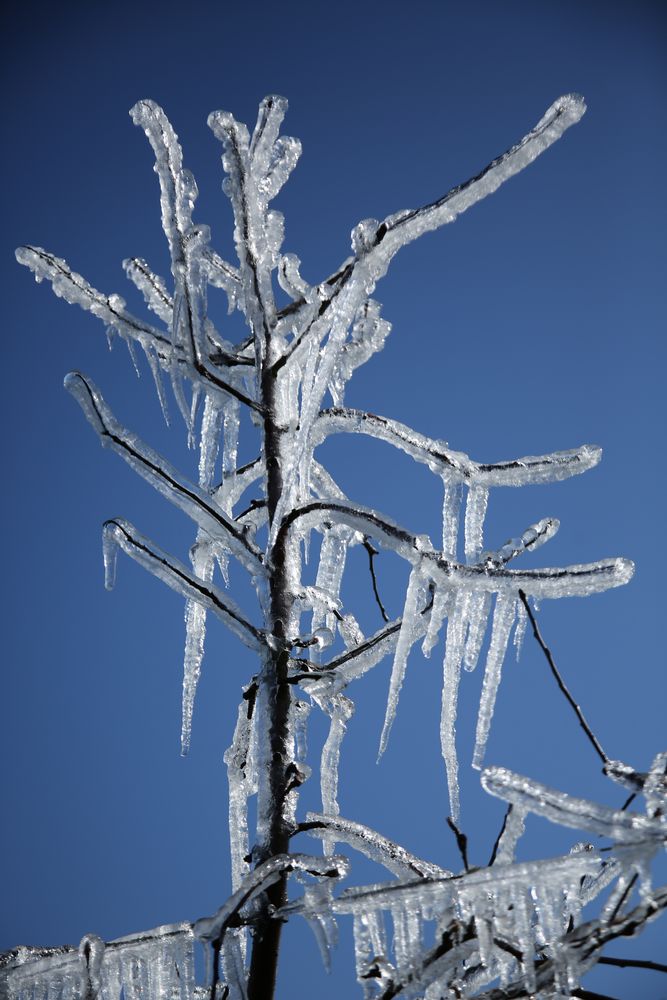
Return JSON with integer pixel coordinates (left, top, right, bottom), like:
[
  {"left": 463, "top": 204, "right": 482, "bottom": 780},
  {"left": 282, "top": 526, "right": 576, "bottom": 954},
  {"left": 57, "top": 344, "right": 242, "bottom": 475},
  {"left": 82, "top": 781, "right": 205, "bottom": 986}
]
[
  {"left": 103, "top": 519, "right": 263, "bottom": 649},
  {"left": 314, "top": 408, "right": 601, "bottom": 486},
  {"left": 16, "top": 246, "right": 262, "bottom": 412},
  {"left": 66, "top": 373, "right": 264, "bottom": 576},
  {"left": 518, "top": 589, "right": 609, "bottom": 764},
  {"left": 298, "top": 813, "right": 450, "bottom": 879},
  {"left": 274, "top": 95, "right": 585, "bottom": 371}
]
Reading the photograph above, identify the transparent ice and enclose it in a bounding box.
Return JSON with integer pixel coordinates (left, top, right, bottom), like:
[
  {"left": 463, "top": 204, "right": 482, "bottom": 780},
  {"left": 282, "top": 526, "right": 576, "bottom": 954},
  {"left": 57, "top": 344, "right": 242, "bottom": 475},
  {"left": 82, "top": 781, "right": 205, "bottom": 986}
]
[{"left": 7, "top": 91, "right": 664, "bottom": 1000}]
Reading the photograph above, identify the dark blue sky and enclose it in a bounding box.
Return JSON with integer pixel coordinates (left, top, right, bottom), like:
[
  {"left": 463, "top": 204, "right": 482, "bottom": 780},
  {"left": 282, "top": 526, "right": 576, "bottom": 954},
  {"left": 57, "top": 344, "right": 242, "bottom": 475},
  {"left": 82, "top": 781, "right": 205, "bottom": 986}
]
[{"left": 3, "top": 2, "right": 666, "bottom": 997}]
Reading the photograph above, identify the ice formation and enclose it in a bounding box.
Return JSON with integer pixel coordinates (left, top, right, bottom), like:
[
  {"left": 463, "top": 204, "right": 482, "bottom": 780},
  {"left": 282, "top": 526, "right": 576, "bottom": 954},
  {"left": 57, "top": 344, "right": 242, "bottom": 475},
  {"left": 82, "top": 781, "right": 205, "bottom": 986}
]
[{"left": 9, "top": 91, "right": 663, "bottom": 1000}]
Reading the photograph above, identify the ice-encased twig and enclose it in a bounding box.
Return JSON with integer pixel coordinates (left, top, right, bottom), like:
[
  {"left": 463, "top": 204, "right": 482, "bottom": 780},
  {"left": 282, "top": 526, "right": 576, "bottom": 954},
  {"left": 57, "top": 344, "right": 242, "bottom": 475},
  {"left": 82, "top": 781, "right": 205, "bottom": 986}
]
[
  {"left": 276, "top": 95, "right": 586, "bottom": 371},
  {"left": 123, "top": 257, "right": 173, "bottom": 324},
  {"left": 16, "top": 246, "right": 260, "bottom": 412},
  {"left": 102, "top": 519, "right": 263, "bottom": 650},
  {"left": 482, "top": 767, "right": 667, "bottom": 843},
  {"left": 302, "top": 813, "right": 450, "bottom": 879},
  {"left": 66, "top": 373, "right": 264, "bottom": 577},
  {"left": 276, "top": 498, "right": 634, "bottom": 599},
  {"left": 314, "top": 408, "right": 602, "bottom": 487}
]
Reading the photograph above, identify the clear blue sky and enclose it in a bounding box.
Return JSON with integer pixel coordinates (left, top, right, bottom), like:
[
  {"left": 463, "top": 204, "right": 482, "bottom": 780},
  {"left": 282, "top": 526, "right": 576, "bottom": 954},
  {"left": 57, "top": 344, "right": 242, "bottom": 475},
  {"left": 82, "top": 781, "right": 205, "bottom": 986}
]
[{"left": 2, "top": 2, "right": 666, "bottom": 997}]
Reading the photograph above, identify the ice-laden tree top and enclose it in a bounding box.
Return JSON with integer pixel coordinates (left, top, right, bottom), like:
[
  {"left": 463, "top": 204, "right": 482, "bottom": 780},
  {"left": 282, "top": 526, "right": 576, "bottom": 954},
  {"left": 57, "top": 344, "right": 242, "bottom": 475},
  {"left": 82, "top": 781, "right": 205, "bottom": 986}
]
[{"left": 6, "top": 93, "right": 667, "bottom": 1000}]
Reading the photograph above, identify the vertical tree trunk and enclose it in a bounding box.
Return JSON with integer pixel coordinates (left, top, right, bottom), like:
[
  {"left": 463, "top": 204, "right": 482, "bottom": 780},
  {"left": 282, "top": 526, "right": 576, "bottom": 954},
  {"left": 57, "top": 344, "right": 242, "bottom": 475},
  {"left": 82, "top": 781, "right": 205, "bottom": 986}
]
[{"left": 247, "top": 370, "right": 294, "bottom": 1000}]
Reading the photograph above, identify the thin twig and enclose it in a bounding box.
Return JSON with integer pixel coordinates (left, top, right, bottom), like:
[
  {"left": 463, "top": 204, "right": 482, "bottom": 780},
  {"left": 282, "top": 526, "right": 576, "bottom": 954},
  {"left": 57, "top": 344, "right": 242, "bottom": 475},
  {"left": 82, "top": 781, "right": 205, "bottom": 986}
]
[
  {"left": 446, "top": 816, "right": 470, "bottom": 872},
  {"left": 363, "top": 537, "right": 389, "bottom": 622},
  {"left": 598, "top": 955, "right": 667, "bottom": 973},
  {"left": 608, "top": 873, "right": 638, "bottom": 923},
  {"left": 620, "top": 791, "right": 637, "bottom": 812},
  {"left": 488, "top": 804, "right": 512, "bottom": 866},
  {"left": 571, "top": 990, "right": 620, "bottom": 1000},
  {"left": 518, "top": 590, "right": 608, "bottom": 766}
]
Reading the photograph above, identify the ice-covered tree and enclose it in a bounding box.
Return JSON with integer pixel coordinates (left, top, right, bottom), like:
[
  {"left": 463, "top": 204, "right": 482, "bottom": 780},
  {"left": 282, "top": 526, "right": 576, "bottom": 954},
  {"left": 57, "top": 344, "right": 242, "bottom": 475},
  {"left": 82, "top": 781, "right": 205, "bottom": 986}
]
[{"left": 4, "top": 92, "right": 665, "bottom": 1000}]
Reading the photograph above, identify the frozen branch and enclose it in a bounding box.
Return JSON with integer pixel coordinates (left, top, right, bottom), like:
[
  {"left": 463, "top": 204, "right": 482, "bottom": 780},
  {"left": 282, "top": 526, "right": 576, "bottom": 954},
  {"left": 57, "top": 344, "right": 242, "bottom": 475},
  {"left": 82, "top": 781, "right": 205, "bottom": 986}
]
[
  {"left": 66, "top": 373, "right": 265, "bottom": 576},
  {"left": 103, "top": 519, "right": 263, "bottom": 650}
]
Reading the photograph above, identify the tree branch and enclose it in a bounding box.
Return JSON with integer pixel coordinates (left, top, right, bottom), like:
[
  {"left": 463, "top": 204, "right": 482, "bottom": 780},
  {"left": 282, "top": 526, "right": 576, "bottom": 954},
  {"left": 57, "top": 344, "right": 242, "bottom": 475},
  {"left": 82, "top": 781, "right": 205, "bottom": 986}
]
[
  {"left": 103, "top": 519, "right": 264, "bottom": 649},
  {"left": 518, "top": 589, "right": 608, "bottom": 765}
]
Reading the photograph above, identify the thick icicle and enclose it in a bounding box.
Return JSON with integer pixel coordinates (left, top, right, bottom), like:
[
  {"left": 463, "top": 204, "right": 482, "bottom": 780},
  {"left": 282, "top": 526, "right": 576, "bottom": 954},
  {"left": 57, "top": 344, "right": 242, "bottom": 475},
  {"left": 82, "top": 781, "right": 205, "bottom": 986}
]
[
  {"left": 320, "top": 695, "right": 355, "bottom": 849},
  {"left": 440, "top": 590, "right": 471, "bottom": 821},
  {"left": 472, "top": 592, "right": 517, "bottom": 769},
  {"left": 464, "top": 484, "right": 488, "bottom": 564},
  {"left": 180, "top": 541, "right": 215, "bottom": 755},
  {"left": 379, "top": 565, "right": 429, "bottom": 757},
  {"left": 441, "top": 480, "right": 462, "bottom": 562}
]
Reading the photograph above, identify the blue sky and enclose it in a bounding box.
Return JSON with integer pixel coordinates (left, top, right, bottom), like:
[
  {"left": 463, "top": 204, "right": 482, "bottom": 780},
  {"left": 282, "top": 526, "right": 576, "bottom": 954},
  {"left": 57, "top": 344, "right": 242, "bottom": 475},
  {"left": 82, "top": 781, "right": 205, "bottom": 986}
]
[{"left": 2, "top": 2, "right": 666, "bottom": 997}]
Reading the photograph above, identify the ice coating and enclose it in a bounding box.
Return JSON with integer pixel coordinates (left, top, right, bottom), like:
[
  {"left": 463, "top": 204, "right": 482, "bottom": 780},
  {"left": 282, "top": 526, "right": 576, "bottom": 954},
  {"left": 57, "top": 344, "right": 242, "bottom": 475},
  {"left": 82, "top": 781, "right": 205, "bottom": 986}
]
[
  {"left": 482, "top": 766, "right": 667, "bottom": 843},
  {"left": 319, "top": 695, "right": 355, "bottom": 843},
  {"left": 13, "top": 89, "right": 654, "bottom": 1000},
  {"left": 304, "top": 813, "right": 450, "bottom": 880}
]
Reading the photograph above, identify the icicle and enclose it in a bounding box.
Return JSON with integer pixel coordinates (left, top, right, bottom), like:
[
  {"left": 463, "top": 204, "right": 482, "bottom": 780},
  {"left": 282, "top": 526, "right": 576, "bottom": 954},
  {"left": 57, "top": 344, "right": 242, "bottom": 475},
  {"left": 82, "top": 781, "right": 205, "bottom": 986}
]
[
  {"left": 464, "top": 484, "right": 488, "bottom": 563},
  {"left": 122, "top": 333, "right": 142, "bottom": 378},
  {"left": 462, "top": 590, "right": 491, "bottom": 671},
  {"left": 422, "top": 581, "right": 449, "bottom": 659},
  {"left": 180, "top": 542, "right": 215, "bottom": 755},
  {"left": 221, "top": 933, "right": 248, "bottom": 1000},
  {"left": 298, "top": 880, "right": 338, "bottom": 973},
  {"left": 440, "top": 590, "right": 470, "bottom": 822},
  {"left": 513, "top": 597, "right": 528, "bottom": 661},
  {"left": 339, "top": 613, "right": 364, "bottom": 650},
  {"left": 187, "top": 384, "right": 201, "bottom": 450},
  {"left": 472, "top": 592, "right": 516, "bottom": 769},
  {"left": 102, "top": 527, "right": 118, "bottom": 590},
  {"left": 289, "top": 698, "right": 309, "bottom": 771},
  {"left": 379, "top": 565, "right": 428, "bottom": 757},
  {"left": 224, "top": 687, "right": 256, "bottom": 892},
  {"left": 142, "top": 343, "right": 170, "bottom": 425},
  {"left": 321, "top": 695, "right": 355, "bottom": 852},
  {"left": 222, "top": 398, "right": 241, "bottom": 482},
  {"left": 441, "top": 480, "right": 462, "bottom": 561},
  {"left": 198, "top": 394, "right": 224, "bottom": 489}
]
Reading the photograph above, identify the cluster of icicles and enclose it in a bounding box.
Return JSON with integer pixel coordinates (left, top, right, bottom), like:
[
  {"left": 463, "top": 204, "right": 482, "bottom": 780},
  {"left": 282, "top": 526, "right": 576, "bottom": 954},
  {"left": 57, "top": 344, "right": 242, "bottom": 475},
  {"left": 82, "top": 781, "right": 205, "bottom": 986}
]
[
  {"left": 10, "top": 90, "right": 663, "bottom": 999},
  {"left": 4, "top": 753, "right": 666, "bottom": 999}
]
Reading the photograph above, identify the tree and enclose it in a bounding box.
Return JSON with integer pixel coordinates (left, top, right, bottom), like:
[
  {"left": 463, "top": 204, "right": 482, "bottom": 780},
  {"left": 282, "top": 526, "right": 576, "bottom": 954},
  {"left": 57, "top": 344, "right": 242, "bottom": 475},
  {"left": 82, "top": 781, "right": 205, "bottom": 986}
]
[{"left": 4, "top": 92, "right": 665, "bottom": 1000}]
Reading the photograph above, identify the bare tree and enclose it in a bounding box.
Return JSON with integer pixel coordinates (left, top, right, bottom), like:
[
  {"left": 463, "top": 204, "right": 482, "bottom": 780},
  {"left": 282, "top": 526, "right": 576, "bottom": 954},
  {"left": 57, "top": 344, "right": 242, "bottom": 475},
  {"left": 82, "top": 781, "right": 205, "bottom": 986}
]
[{"left": 4, "top": 93, "right": 665, "bottom": 1000}]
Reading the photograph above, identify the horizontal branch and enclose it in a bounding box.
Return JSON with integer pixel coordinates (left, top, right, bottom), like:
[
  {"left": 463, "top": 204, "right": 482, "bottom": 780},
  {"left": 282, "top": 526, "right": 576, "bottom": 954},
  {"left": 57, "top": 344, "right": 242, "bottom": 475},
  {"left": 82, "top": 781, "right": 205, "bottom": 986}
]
[
  {"left": 67, "top": 373, "right": 264, "bottom": 576},
  {"left": 104, "top": 519, "right": 264, "bottom": 650},
  {"left": 314, "top": 408, "right": 601, "bottom": 486},
  {"left": 275, "top": 498, "right": 634, "bottom": 600},
  {"left": 482, "top": 766, "right": 667, "bottom": 844}
]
